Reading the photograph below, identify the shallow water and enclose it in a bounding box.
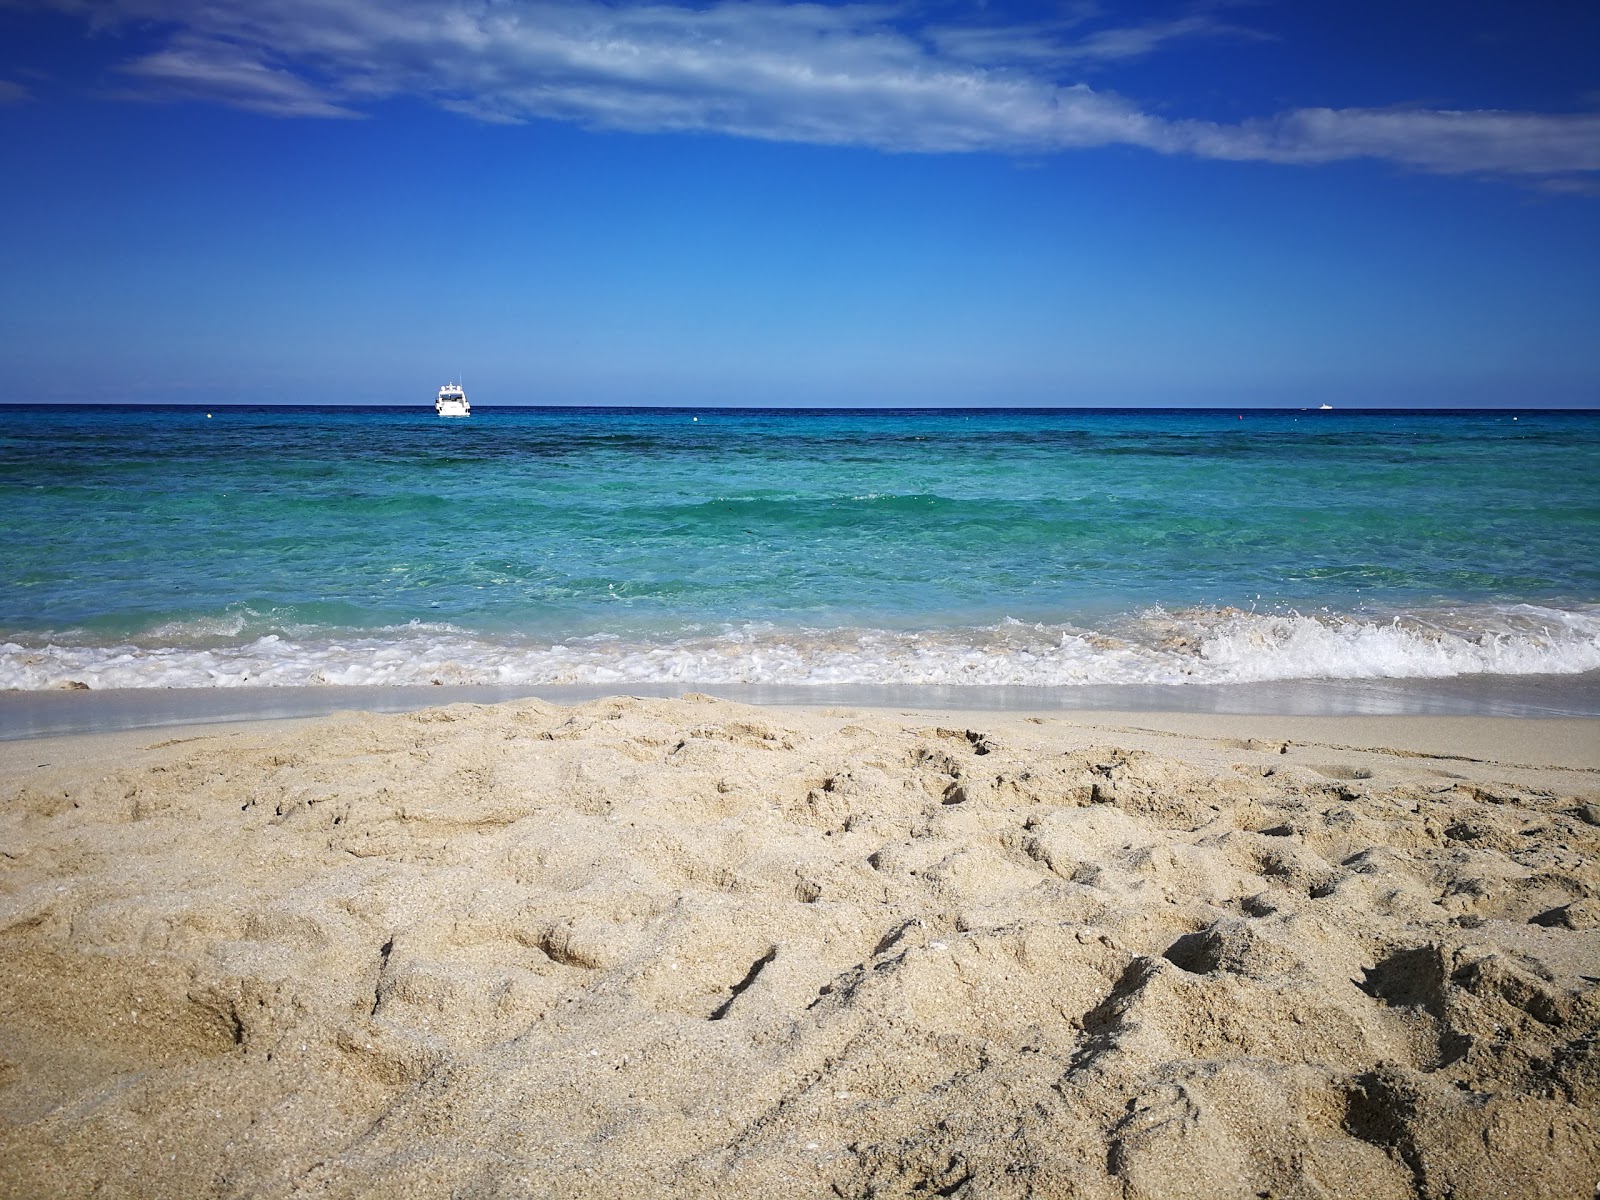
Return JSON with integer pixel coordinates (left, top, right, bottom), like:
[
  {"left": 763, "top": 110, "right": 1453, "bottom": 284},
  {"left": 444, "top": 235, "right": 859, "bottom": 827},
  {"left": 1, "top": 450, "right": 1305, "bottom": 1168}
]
[{"left": 4, "top": 405, "right": 1597, "bottom": 690}]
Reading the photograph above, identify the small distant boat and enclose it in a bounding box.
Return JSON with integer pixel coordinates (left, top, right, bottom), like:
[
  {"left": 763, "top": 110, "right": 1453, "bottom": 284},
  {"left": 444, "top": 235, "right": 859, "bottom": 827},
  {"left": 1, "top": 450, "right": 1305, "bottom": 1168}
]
[
  {"left": 1319, "top": 404, "right": 1333, "bottom": 410},
  {"left": 436, "top": 382, "right": 470, "bottom": 418}
]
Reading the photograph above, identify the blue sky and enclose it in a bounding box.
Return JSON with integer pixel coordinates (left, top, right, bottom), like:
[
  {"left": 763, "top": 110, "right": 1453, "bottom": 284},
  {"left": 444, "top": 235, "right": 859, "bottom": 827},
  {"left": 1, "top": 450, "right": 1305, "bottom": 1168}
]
[{"left": 1, "top": 0, "right": 1597, "bottom": 407}]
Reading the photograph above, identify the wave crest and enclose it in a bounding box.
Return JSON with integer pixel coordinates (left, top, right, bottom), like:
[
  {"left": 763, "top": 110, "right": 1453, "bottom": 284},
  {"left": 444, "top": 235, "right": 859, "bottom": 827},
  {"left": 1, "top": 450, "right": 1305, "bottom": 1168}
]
[{"left": 2, "top": 604, "right": 1596, "bottom": 691}]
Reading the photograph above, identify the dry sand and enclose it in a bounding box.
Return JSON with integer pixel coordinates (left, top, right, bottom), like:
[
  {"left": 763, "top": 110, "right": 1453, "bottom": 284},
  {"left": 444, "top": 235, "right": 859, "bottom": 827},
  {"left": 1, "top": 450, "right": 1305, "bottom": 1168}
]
[{"left": 1, "top": 694, "right": 1597, "bottom": 1198}]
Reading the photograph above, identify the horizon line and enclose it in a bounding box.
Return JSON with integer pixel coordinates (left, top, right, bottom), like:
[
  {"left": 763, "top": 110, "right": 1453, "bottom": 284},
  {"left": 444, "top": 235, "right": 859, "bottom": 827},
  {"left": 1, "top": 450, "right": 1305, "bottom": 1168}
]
[{"left": 9, "top": 402, "right": 1595, "bottom": 414}]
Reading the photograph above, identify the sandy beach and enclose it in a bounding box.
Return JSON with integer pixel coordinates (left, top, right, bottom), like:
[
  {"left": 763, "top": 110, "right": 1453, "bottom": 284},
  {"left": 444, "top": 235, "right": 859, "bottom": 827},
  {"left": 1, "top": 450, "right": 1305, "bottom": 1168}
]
[{"left": 1, "top": 693, "right": 1597, "bottom": 1198}]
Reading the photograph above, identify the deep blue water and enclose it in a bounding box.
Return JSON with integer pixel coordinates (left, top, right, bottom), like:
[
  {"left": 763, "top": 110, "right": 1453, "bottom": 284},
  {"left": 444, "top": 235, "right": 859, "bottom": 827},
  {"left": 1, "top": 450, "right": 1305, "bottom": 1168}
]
[{"left": 2, "top": 405, "right": 1596, "bottom": 688}]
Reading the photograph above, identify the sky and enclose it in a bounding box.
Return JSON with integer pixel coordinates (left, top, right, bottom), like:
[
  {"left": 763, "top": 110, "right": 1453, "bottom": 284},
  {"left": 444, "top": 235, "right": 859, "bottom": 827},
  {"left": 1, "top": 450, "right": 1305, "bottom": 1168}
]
[{"left": 1, "top": 0, "right": 1597, "bottom": 408}]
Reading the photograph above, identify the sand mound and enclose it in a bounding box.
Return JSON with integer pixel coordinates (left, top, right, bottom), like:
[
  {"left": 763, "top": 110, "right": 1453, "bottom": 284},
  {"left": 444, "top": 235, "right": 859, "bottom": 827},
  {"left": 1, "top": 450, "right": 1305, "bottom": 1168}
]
[{"left": 1, "top": 696, "right": 1597, "bottom": 1198}]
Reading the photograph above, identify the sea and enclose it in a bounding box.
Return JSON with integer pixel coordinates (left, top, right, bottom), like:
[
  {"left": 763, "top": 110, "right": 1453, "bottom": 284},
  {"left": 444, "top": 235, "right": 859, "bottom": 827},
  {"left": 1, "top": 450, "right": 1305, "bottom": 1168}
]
[{"left": 3, "top": 405, "right": 1598, "bottom": 715}]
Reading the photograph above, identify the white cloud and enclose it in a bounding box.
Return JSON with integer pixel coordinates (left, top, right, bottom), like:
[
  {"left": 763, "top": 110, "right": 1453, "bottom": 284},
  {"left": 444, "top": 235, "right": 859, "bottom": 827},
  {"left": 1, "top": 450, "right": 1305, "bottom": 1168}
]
[
  {"left": 1177, "top": 106, "right": 1600, "bottom": 175},
  {"left": 0, "top": 78, "right": 32, "bottom": 103},
  {"left": 119, "top": 34, "right": 361, "bottom": 117},
  {"left": 931, "top": 13, "right": 1256, "bottom": 68},
  {"left": 27, "top": 0, "right": 1600, "bottom": 179}
]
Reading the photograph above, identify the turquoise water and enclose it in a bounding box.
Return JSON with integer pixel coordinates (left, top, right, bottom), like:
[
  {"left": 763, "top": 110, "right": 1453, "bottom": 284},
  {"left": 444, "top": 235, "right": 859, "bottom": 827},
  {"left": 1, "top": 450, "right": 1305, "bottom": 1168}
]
[{"left": 3, "top": 405, "right": 1597, "bottom": 688}]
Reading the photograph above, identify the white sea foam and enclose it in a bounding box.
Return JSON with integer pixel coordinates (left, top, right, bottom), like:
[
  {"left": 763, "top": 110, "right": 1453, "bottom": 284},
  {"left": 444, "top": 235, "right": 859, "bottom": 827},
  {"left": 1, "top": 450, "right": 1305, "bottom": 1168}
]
[{"left": 2, "top": 605, "right": 1597, "bottom": 691}]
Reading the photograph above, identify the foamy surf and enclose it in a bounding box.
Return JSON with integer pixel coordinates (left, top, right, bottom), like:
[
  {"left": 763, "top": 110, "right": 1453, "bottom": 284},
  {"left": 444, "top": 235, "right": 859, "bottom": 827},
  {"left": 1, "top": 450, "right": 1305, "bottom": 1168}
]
[{"left": 3, "top": 605, "right": 1597, "bottom": 691}]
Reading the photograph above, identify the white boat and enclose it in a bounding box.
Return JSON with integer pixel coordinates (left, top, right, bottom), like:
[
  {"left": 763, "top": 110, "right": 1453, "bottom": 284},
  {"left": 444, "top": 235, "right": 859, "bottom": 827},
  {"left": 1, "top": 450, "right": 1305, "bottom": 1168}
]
[
  {"left": 1319, "top": 404, "right": 1333, "bottom": 410},
  {"left": 436, "top": 382, "right": 470, "bottom": 417}
]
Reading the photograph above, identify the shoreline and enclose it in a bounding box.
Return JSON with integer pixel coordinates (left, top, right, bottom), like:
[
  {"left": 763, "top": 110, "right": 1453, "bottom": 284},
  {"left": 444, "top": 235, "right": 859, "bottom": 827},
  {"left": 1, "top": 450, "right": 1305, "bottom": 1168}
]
[
  {"left": 3, "top": 670, "right": 1599, "bottom": 741},
  {"left": 3, "top": 704, "right": 1597, "bottom": 780}
]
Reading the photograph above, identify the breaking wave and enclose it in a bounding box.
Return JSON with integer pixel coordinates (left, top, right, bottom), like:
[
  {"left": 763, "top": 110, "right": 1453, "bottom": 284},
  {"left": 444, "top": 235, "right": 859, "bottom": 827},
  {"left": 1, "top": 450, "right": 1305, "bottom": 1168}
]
[{"left": 3, "top": 604, "right": 1597, "bottom": 691}]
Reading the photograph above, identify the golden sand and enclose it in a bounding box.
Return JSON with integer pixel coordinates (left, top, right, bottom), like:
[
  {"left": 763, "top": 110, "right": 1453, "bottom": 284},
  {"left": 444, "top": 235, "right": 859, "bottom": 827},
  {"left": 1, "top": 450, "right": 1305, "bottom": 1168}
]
[{"left": 1, "top": 695, "right": 1597, "bottom": 1198}]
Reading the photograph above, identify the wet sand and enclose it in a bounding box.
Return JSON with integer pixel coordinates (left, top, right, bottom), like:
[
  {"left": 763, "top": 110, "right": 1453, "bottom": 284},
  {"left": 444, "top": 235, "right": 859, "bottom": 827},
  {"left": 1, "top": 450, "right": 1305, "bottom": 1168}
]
[{"left": 5, "top": 671, "right": 1600, "bottom": 742}]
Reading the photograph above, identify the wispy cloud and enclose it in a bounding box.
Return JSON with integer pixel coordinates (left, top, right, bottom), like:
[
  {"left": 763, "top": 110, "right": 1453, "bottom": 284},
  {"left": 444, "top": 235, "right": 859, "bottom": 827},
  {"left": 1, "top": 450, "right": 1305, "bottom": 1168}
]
[
  {"left": 1176, "top": 106, "right": 1600, "bottom": 175},
  {"left": 25, "top": 0, "right": 1600, "bottom": 181},
  {"left": 118, "top": 33, "right": 361, "bottom": 117},
  {"left": 930, "top": 13, "right": 1258, "bottom": 68},
  {"left": 0, "top": 78, "right": 32, "bottom": 104}
]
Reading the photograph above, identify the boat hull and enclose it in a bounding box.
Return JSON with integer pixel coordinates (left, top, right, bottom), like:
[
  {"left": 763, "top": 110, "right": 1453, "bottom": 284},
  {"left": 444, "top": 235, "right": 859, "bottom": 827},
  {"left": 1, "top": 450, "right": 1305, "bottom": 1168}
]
[{"left": 436, "top": 380, "right": 469, "bottom": 416}]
